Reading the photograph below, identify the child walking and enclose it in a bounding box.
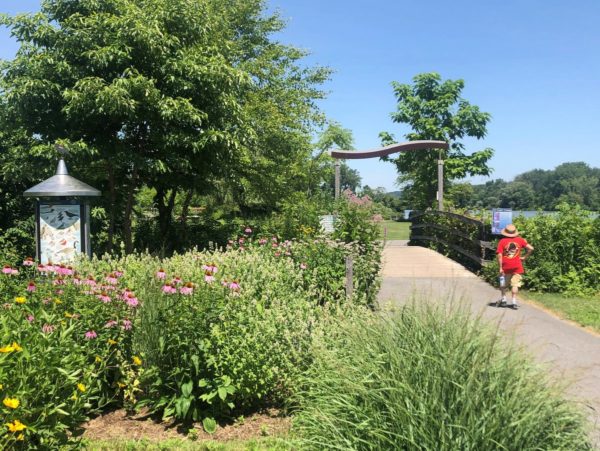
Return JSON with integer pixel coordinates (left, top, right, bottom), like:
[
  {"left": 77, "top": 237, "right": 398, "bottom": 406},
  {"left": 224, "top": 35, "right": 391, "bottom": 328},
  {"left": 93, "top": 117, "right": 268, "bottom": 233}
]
[{"left": 496, "top": 224, "right": 534, "bottom": 309}]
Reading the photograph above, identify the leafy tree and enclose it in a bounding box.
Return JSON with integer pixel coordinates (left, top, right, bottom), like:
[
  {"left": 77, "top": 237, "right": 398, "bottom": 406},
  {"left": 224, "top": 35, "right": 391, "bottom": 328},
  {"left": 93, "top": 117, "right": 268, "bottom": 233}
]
[
  {"left": 380, "top": 73, "right": 494, "bottom": 209},
  {"left": 1, "top": 0, "right": 329, "bottom": 253}
]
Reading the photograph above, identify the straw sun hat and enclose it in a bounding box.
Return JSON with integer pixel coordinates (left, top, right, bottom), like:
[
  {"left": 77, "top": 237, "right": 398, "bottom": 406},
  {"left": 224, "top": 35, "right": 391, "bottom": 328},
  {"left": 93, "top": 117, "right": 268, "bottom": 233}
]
[{"left": 500, "top": 224, "right": 519, "bottom": 237}]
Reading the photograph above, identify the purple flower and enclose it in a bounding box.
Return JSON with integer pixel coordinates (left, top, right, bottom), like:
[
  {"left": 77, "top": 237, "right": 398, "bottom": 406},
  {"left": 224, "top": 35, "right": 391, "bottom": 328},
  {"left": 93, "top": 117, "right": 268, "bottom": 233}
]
[
  {"left": 26, "top": 314, "right": 35, "bottom": 323},
  {"left": 37, "top": 264, "right": 48, "bottom": 274},
  {"left": 180, "top": 283, "right": 194, "bottom": 295},
  {"left": 300, "top": 263, "right": 307, "bottom": 270},
  {"left": 162, "top": 284, "right": 177, "bottom": 294},
  {"left": 172, "top": 276, "right": 182, "bottom": 285},
  {"left": 105, "top": 273, "right": 118, "bottom": 285},
  {"left": 97, "top": 292, "right": 111, "bottom": 303},
  {"left": 155, "top": 269, "right": 166, "bottom": 279},
  {"left": 22, "top": 258, "right": 35, "bottom": 266},
  {"left": 114, "top": 270, "right": 124, "bottom": 278},
  {"left": 42, "top": 323, "right": 55, "bottom": 334},
  {"left": 204, "top": 274, "right": 215, "bottom": 284},
  {"left": 85, "top": 330, "right": 98, "bottom": 340},
  {"left": 84, "top": 276, "right": 97, "bottom": 287},
  {"left": 122, "top": 319, "right": 132, "bottom": 330},
  {"left": 2, "top": 265, "right": 13, "bottom": 274},
  {"left": 201, "top": 263, "right": 218, "bottom": 274},
  {"left": 259, "top": 238, "right": 267, "bottom": 245},
  {"left": 10, "top": 269, "right": 18, "bottom": 275},
  {"left": 27, "top": 282, "right": 36, "bottom": 292},
  {"left": 104, "top": 320, "right": 118, "bottom": 328},
  {"left": 125, "top": 293, "right": 139, "bottom": 307},
  {"left": 229, "top": 280, "right": 240, "bottom": 291},
  {"left": 244, "top": 227, "right": 252, "bottom": 234}
]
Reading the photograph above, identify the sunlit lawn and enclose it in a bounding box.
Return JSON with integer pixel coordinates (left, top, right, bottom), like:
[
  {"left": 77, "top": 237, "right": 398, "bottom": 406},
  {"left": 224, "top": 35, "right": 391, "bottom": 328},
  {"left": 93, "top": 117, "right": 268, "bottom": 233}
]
[
  {"left": 522, "top": 291, "right": 600, "bottom": 333},
  {"left": 380, "top": 220, "right": 410, "bottom": 240}
]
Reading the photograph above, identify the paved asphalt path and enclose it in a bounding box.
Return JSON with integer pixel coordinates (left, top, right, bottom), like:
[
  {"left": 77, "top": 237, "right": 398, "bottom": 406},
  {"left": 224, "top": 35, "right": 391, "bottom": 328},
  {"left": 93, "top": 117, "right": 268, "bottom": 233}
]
[{"left": 377, "top": 240, "right": 600, "bottom": 446}]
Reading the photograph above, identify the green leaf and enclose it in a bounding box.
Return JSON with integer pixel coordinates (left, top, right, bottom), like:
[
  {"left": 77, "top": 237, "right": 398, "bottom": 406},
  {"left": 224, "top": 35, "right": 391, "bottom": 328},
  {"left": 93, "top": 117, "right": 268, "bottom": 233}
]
[{"left": 202, "top": 417, "right": 217, "bottom": 434}]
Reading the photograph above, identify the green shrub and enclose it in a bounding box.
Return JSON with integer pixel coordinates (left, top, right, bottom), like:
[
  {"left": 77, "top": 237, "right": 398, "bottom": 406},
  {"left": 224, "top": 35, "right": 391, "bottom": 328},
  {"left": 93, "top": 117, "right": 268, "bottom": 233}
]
[{"left": 292, "top": 303, "right": 591, "bottom": 450}]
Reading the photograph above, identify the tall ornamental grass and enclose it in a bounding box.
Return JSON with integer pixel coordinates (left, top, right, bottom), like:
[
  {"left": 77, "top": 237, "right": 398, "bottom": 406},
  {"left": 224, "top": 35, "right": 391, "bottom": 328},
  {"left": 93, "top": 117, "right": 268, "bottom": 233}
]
[{"left": 293, "top": 303, "right": 592, "bottom": 450}]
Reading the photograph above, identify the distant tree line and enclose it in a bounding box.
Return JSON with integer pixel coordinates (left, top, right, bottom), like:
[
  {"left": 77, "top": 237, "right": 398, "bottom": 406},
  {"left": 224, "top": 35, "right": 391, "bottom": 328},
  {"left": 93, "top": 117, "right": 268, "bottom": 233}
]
[{"left": 451, "top": 162, "right": 600, "bottom": 211}]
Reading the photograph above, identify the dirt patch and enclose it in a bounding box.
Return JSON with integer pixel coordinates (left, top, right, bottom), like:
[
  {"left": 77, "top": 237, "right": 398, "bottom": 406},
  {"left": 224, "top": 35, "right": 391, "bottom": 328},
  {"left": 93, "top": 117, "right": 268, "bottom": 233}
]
[{"left": 82, "top": 408, "right": 291, "bottom": 443}]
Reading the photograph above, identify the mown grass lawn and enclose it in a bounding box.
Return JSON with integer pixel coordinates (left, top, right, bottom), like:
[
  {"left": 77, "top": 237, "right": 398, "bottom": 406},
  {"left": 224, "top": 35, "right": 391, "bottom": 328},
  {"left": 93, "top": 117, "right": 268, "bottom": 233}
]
[
  {"left": 522, "top": 291, "right": 600, "bottom": 333},
  {"left": 380, "top": 220, "right": 410, "bottom": 240},
  {"left": 83, "top": 437, "right": 292, "bottom": 450}
]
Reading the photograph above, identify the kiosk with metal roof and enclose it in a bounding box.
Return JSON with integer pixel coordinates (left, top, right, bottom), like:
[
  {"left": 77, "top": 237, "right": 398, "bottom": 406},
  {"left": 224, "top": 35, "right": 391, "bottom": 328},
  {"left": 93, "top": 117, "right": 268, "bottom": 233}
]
[{"left": 24, "top": 149, "right": 101, "bottom": 264}]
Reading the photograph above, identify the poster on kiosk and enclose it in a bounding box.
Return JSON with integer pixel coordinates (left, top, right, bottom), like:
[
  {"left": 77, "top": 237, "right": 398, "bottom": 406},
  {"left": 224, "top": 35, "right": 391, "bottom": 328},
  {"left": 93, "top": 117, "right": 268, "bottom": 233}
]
[{"left": 491, "top": 209, "right": 513, "bottom": 235}]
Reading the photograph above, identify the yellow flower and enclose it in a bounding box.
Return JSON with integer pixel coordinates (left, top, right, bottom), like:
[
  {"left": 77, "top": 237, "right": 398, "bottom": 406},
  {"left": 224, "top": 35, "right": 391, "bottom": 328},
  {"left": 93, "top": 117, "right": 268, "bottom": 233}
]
[
  {"left": 0, "top": 384, "right": 3, "bottom": 389},
  {"left": 0, "top": 345, "right": 13, "bottom": 353},
  {"left": 64, "top": 312, "right": 73, "bottom": 318},
  {"left": 6, "top": 419, "right": 26, "bottom": 432},
  {"left": 77, "top": 383, "right": 86, "bottom": 393},
  {"left": 108, "top": 338, "right": 117, "bottom": 345},
  {"left": 11, "top": 343, "right": 22, "bottom": 352},
  {"left": 117, "top": 382, "right": 126, "bottom": 389},
  {"left": 17, "top": 433, "right": 24, "bottom": 441},
  {"left": 14, "top": 297, "right": 26, "bottom": 304},
  {"left": 132, "top": 356, "right": 142, "bottom": 366},
  {"left": 54, "top": 298, "right": 62, "bottom": 304},
  {"left": 3, "top": 397, "right": 19, "bottom": 409},
  {"left": 70, "top": 394, "right": 78, "bottom": 401},
  {"left": 95, "top": 356, "right": 102, "bottom": 363}
]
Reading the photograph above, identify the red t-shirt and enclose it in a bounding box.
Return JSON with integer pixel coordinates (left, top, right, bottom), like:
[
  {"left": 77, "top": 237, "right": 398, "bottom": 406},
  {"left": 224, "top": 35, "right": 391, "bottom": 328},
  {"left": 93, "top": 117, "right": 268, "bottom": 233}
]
[{"left": 497, "top": 237, "right": 529, "bottom": 274}]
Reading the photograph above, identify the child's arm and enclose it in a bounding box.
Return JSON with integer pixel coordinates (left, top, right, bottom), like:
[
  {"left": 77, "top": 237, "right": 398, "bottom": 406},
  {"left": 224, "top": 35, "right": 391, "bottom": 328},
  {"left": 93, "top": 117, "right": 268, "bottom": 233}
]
[{"left": 521, "top": 244, "right": 534, "bottom": 261}]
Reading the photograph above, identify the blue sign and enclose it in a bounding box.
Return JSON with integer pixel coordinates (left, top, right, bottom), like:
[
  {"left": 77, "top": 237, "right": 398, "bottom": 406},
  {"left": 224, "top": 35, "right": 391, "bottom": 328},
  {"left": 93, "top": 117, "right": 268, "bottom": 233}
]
[{"left": 491, "top": 209, "right": 513, "bottom": 235}]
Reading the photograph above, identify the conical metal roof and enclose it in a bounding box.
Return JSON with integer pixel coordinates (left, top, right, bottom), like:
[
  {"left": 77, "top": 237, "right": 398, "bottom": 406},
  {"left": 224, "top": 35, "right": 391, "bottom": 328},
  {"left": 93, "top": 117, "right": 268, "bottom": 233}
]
[{"left": 23, "top": 159, "right": 101, "bottom": 198}]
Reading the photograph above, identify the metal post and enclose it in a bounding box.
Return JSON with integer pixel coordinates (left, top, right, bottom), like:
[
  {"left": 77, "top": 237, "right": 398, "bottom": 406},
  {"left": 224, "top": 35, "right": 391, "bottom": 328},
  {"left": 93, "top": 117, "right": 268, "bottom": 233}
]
[
  {"left": 437, "top": 151, "right": 444, "bottom": 211},
  {"left": 334, "top": 161, "right": 341, "bottom": 200}
]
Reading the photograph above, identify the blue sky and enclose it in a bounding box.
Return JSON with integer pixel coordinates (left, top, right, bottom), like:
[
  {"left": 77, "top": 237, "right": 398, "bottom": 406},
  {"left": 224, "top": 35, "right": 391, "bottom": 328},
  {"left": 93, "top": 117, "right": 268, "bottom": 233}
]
[{"left": 2, "top": 1, "right": 600, "bottom": 191}]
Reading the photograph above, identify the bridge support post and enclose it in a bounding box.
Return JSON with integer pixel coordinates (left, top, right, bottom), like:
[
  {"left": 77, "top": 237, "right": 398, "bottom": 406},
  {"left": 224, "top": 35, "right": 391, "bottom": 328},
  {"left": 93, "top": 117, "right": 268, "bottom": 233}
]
[{"left": 437, "top": 156, "right": 444, "bottom": 211}]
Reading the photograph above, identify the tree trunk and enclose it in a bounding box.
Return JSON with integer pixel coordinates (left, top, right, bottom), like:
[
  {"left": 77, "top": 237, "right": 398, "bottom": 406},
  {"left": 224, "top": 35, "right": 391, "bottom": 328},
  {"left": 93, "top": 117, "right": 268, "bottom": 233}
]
[
  {"left": 107, "top": 164, "right": 116, "bottom": 253},
  {"left": 179, "top": 188, "right": 194, "bottom": 247},
  {"left": 122, "top": 165, "right": 139, "bottom": 254},
  {"left": 155, "top": 187, "right": 178, "bottom": 249}
]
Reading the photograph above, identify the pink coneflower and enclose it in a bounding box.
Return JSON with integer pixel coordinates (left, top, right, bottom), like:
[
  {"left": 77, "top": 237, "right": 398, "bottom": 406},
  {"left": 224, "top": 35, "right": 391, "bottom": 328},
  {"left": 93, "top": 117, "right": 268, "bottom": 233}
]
[
  {"left": 42, "top": 323, "right": 55, "bottom": 334},
  {"left": 244, "top": 227, "right": 252, "bottom": 234},
  {"left": 105, "top": 273, "right": 118, "bottom": 285},
  {"left": 162, "top": 283, "right": 177, "bottom": 294},
  {"left": 204, "top": 273, "right": 215, "bottom": 283},
  {"left": 27, "top": 281, "right": 36, "bottom": 292},
  {"left": 3, "top": 266, "right": 14, "bottom": 274},
  {"left": 56, "top": 264, "right": 70, "bottom": 276},
  {"left": 102, "top": 284, "right": 116, "bottom": 291},
  {"left": 55, "top": 289, "right": 64, "bottom": 295},
  {"left": 45, "top": 262, "right": 56, "bottom": 273},
  {"left": 42, "top": 298, "right": 51, "bottom": 305},
  {"left": 97, "top": 292, "right": 111, "bottom": 303},
  {"left": 84, "top": 330, "right": 97, "bottom": 340},
  {"left": 114, "top": 270, "right": 124, "bottom": 278},
  {"left": 125, "top": 293, "right": 139, "bottom": 307},
  {"left": 73, "top": 275, "right": 82, "bottom": 285},
  {"left": 10, "top": 269, "right": 18, "bottom": 275},
  {"left": 84, "top": 276, "right": 97, "bottom": 287},
  {"left": 155, "top": 269, "right": 166, "bottom": 279},
  {"left": 180, "top": 282, "right": 194, "bottom": 295},
  {"left": 238, "top": 237, "right": 245, "bottom": 244},
  {"left": 229, "top": 280, "right": 240, "bottom": 291},
  {"left": 300, "top": 263, "right": 307, "bottom": 270},
  {"left": 104, "top": 320, "right": 118, "bottom": 328},
  {"left": 221, "top": 279, "right": 229, "bottom": 287},
  {"left": 274, "top": 252, "right": 281, "bottom": 257},
  {"left": 285, "top": 251, "right": 291, "bottom": 256},
  {"left": 272, "top": 243, "right": 278, "bottom": 248},
  {"left": 271, "top": 236, "right": 278, "bottom": 242},
  {"left": 201, "top": 263, "right": 218, "bottom": 274},
  {"left": 53, "top": 278, "right": 66, "bottom": 286},
  {"left": 26, "top": 314, "right": 35, "bottom": 323},
  {"left": 259, "top": 238, "right": 267, "bottom": 245},
  {"left": 22, "top": 257, "right": 35, "bottom": 266},
  {"left": 172, "top": 276, "right": 182, "bottom": 285},
  {"left": 2, "top": 303, "right": 12, "bottom": 310},
  {"left": 122, "top": 319, "right": 132, "bottom": 330},
  {"left": 37, "top": 264, "right": 48, "bottom": 274}
]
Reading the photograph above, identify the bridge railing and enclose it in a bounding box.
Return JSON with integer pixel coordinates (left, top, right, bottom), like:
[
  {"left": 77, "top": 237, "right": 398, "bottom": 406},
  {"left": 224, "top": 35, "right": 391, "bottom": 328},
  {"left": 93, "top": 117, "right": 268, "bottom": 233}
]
[{"left": 409, "top": 210, "right": 495, "bottom": 270}]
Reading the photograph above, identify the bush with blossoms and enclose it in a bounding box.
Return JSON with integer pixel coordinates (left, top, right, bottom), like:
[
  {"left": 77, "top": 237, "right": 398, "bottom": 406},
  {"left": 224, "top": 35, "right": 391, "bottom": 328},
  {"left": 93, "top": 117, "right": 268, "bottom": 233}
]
[{"left": 0, "top": 225, "right": 382, "bottom": 446}]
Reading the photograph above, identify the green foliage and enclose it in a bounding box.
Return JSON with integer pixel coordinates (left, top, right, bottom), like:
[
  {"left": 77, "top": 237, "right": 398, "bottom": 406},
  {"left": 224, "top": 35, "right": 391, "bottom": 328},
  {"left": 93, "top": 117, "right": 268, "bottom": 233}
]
[
  {"left": 381, "top": 72, "right": 494, "bottom": 209},
  {"left": 292, "top": 303, "right": 592, "bottom": 450}
]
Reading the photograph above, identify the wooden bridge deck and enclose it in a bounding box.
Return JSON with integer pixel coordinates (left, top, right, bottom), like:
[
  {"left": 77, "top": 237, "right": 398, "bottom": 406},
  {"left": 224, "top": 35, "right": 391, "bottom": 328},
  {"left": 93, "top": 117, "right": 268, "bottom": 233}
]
[{"left": 378, "top": 240, "right": 600, "bottom": 443}]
